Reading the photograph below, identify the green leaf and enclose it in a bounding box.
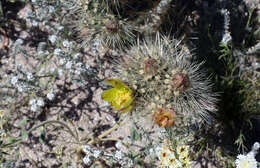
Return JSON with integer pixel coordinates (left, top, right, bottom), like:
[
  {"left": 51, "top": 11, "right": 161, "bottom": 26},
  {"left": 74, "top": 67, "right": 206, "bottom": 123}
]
[
  {"left": 130, "top": 127, "right": 141, "bottom": 141},
  {"left": 18, "top": 119, "right": 28, "bottom": 128},
  {"left": 39, "top": 128, "right": 46, "bottom": 144},
  {"left": 130, "top": 127, "right": 137, "bottom": 141},
  {"left": 21, "top": 129, "right": 28, "bottom": 140},
  {"left": 6, "top": 137, "right": 18, "bottom": 144}
]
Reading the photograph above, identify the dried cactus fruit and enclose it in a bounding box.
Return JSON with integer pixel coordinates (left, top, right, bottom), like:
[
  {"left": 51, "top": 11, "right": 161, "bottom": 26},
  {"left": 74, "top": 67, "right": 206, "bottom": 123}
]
[{"left": 153, "top": 108, "right": 176, "bottom": 127}]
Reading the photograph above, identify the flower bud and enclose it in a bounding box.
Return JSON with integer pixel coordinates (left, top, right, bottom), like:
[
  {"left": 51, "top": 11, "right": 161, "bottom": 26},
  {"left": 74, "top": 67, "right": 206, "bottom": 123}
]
[
  {"left": 172, "top": 72, "right": 190, "bottom": 92},
  {"left": 144, "top": 58, "right": 158, "bottom": 75}
]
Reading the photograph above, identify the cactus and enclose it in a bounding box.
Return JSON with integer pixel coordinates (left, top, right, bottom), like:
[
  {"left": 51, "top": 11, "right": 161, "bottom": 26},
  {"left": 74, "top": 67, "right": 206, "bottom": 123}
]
[{"left": 105, "top": 34, "right": 218, "bottom": 128}]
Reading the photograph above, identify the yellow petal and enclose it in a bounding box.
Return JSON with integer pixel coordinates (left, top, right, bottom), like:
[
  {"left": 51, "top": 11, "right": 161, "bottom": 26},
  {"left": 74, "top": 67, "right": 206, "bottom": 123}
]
[
  {"left": 101, "top": 88, "right": 118, "bottom": 103},
  {"left": 102, "top": 79, "right": 134, "bottom": 113},
  {"left": 104, "top": 79, "right": 130, "bottom": 89},
  {"left": 102, "top": 88, "right": 122, "bottom": 110}
]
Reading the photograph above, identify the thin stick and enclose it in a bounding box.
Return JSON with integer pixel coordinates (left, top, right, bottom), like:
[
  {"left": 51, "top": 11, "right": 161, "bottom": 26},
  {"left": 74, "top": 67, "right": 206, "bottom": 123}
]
[{"left": 87, "top": 119, "right": 125, "bottom": 145}]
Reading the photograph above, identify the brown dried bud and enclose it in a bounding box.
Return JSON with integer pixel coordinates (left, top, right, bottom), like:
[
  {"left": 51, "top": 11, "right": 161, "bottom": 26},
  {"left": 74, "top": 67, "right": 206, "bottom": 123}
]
[
  {"left": 105, "top": 20, "right": 119, "bottom": 33},
  {"left": 172, "top": 72, "right": 190, "bottom": 91},
  {"left": 144, "top": 58, "right": 158, "bottom": 75},
  {"left": 153, "top": 108, "right": 175, "bottom": 127}
]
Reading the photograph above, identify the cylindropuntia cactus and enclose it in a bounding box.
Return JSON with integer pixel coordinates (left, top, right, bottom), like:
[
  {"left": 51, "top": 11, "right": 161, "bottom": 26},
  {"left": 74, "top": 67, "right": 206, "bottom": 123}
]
[
  {"left": 64, "top": 0, "right": 175, "bottom": 51},
  {"left": 64, "top": 0, "right": 136, "bottom": 50},
  {"left": 110, "top": 33, "right": 218, "bottom": 127}
]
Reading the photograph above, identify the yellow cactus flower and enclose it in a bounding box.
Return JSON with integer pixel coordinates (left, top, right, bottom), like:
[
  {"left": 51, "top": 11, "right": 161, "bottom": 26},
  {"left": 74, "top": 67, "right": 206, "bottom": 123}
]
[{"left": 101, "top": 79, "right": 134, "bottom": 113}]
